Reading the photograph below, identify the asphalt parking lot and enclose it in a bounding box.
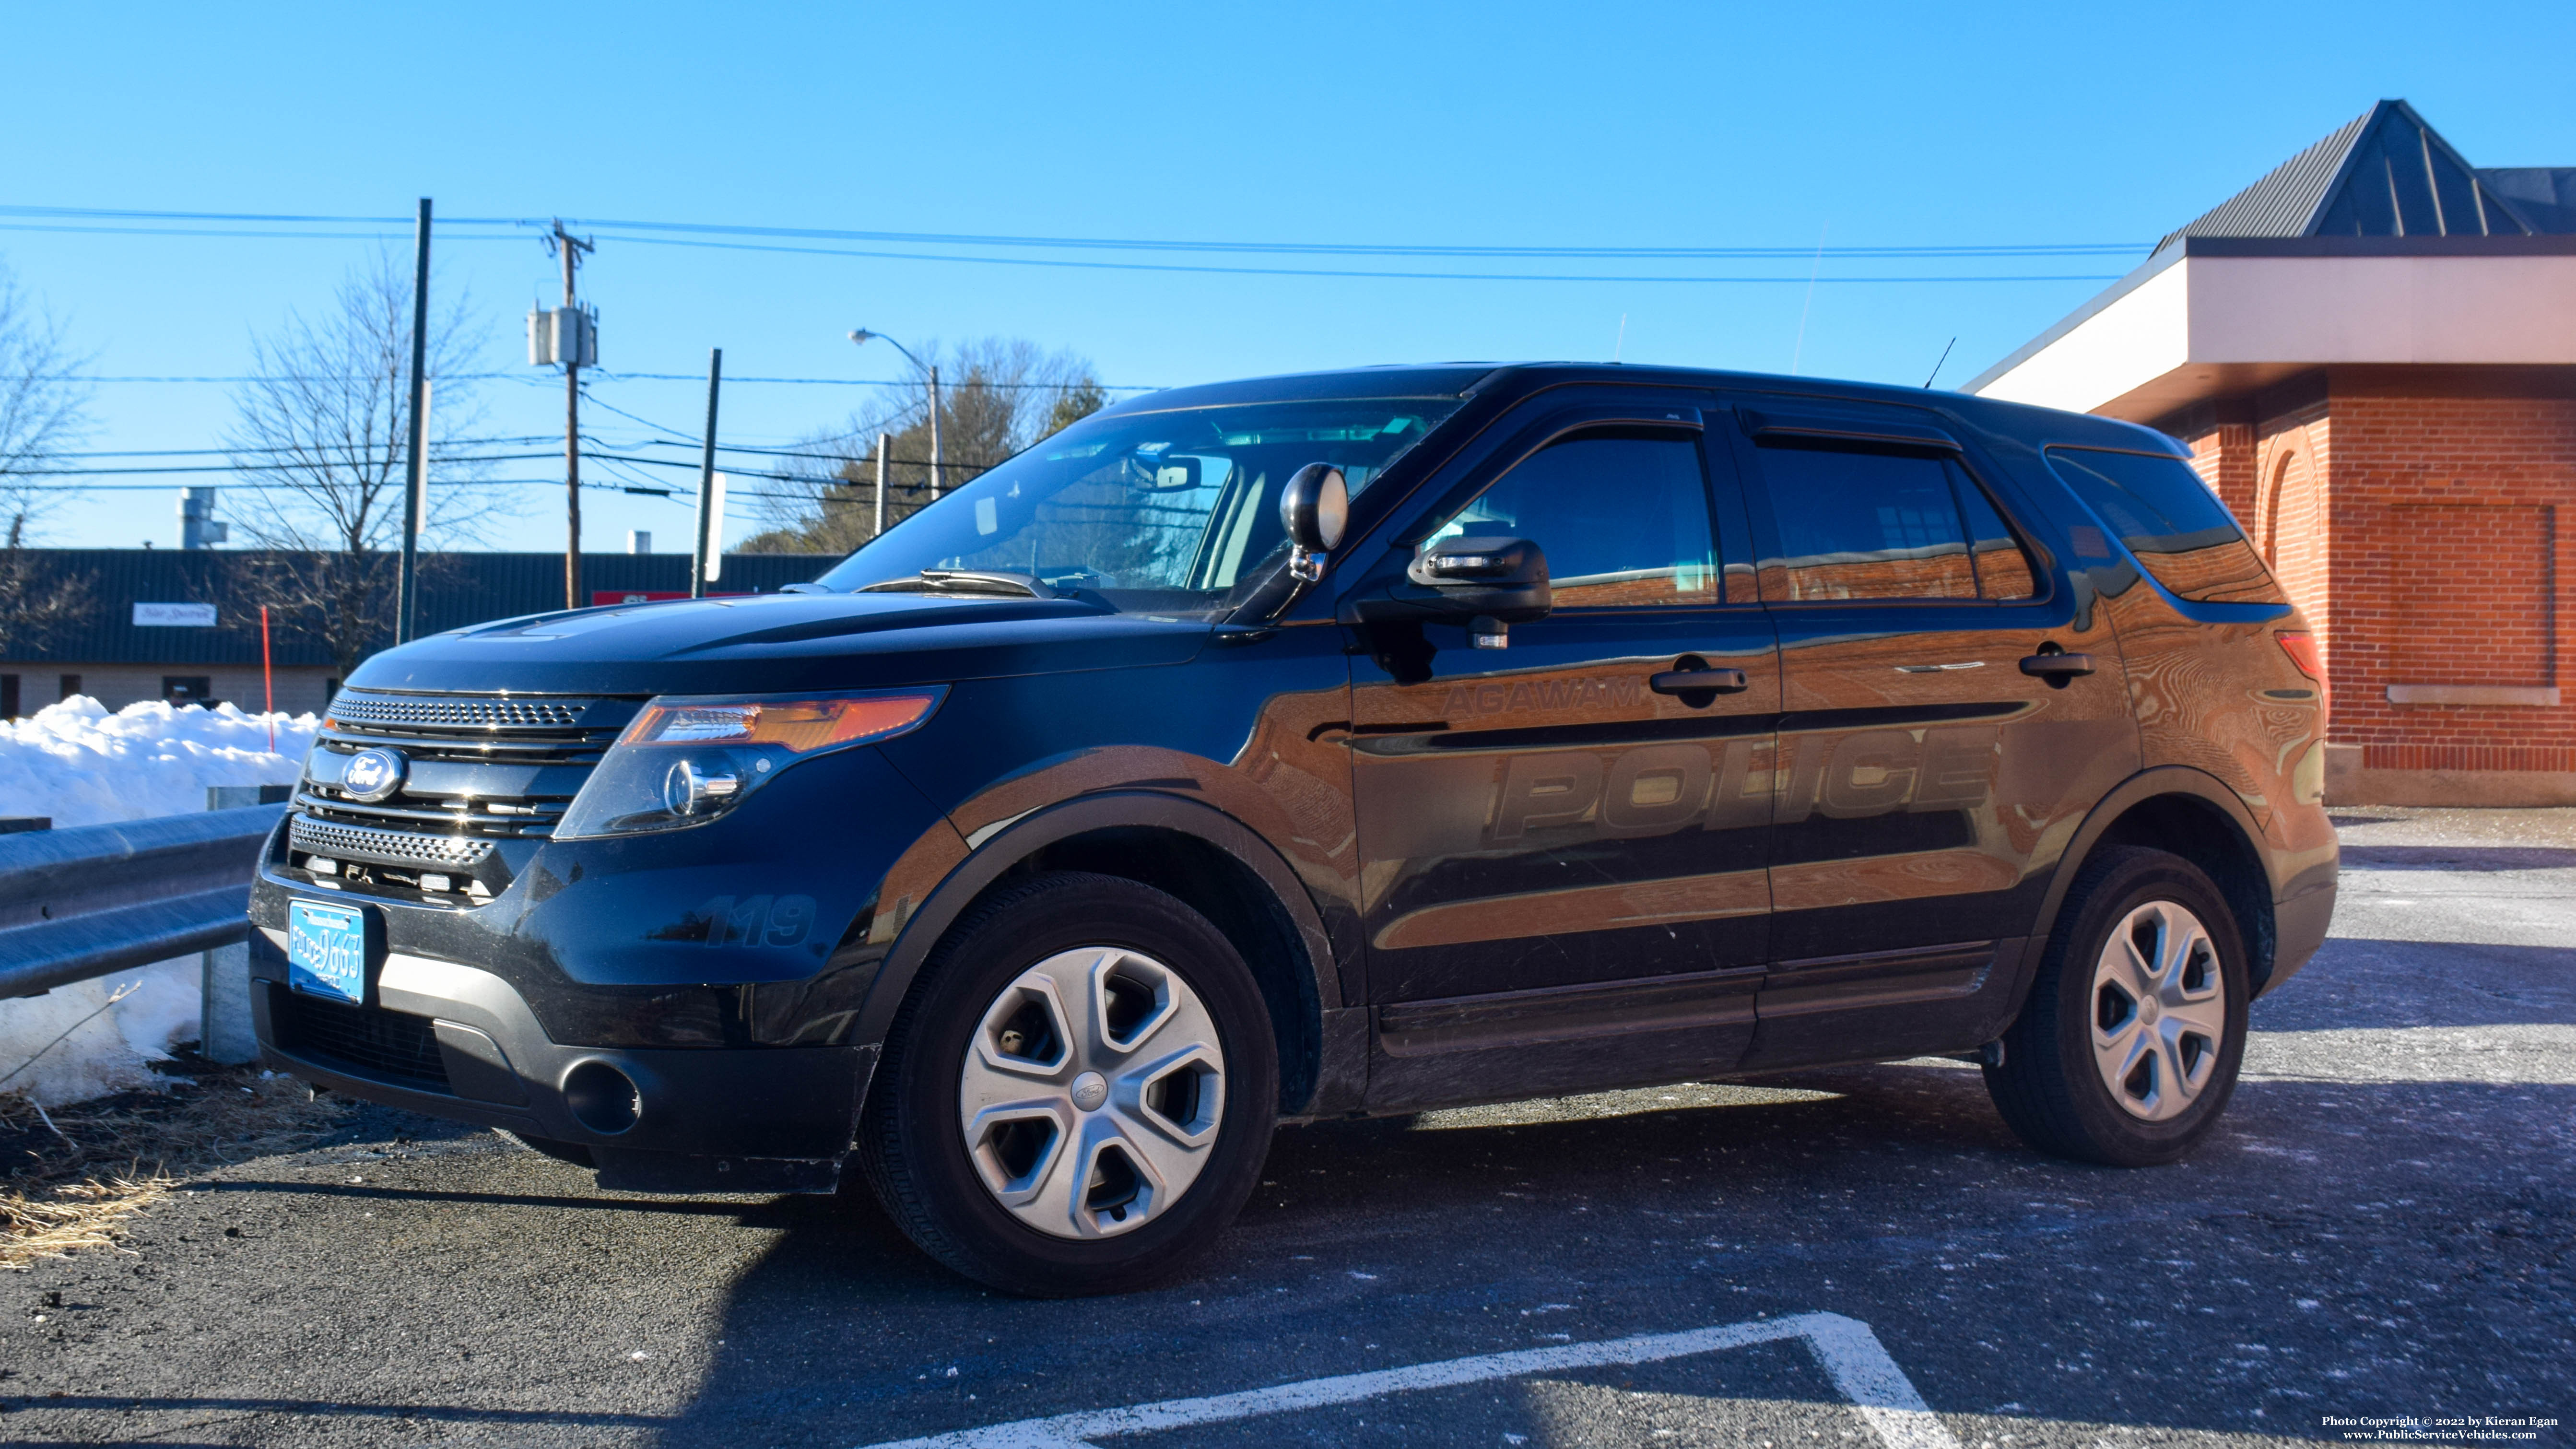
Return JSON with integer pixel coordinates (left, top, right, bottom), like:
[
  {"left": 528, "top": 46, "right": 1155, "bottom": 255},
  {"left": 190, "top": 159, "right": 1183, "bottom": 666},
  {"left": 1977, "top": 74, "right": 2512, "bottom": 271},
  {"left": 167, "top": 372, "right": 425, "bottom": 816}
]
[{"left": 6, "top": 807, "right": 2570, "bottom": 1447}]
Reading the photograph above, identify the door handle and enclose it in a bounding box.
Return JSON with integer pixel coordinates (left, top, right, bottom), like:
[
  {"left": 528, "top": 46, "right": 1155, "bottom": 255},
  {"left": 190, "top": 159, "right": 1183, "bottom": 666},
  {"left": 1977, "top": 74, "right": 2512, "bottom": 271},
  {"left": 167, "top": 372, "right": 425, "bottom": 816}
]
[
  {"left": 1651, "top": 667, "right": 1749, "bottom": 696},
  {"left": 2019, "top": 651, "right": 2096, "bottom": 680}
]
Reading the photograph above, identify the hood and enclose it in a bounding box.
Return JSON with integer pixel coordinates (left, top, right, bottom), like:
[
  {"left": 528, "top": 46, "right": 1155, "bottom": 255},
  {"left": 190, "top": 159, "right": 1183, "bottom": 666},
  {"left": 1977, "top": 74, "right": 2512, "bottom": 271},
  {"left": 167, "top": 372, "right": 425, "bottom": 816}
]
[{"left": 347, "top": 590, "right": 1212, "bottom": 696}]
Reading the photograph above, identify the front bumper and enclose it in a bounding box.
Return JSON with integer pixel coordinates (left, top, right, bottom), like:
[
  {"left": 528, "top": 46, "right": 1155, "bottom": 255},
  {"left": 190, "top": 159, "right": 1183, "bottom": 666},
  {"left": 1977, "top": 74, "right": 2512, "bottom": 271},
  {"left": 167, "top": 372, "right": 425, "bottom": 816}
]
[{"left": 249, "top": 930, "right": 870, "bottom": 1193}]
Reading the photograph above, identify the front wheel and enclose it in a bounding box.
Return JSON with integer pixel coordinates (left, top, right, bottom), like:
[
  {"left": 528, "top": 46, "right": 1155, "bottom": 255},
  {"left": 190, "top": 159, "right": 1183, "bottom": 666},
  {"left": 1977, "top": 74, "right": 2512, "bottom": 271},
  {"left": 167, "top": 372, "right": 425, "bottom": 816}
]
[
  {"left": 1985, "top": 846, "right": 2250, "bottom": 1166},
  {"left": 859, "top": 872, "right": 1279, "bottom": 1296}
]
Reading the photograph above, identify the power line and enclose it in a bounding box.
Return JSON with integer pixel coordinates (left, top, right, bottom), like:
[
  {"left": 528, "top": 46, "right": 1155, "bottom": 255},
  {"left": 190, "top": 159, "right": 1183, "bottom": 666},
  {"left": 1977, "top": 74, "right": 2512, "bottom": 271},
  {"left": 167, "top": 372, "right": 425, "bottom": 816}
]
[
  {"left": 6, "top": 449, "right": 923, "bottom": 487},
  {"left": 0, "top": 203, "right": 2147, "bottom": 258},
  {"left": 38, "top": 372, "right": 1164, "bottom": 390},
  {"left": 0, "top": 205, "right": 487, "bottom": 225},
  {"left": 6, "top": 432, "right": 867, "bottom": 474},
  {"left": 35, "top": 435, "right": 557, "bottom": 459},
  {"left": 598, "top": 231, "right": 2125, "bottom": 284},
  {"left": 8, "top": 450, "right": 561, "bottom": 477},
  {"left": 576, "top": 392, "right": 695, "bottom": 444},
  {"left": 0, "top": 204, "right": 2140, "bottom": 283},
  {"left": 0, "top": 216, "right": 2127, "bottom": 283},
  {"left": 556, "top": 215, "right": 2152, "bottom": 259},
  {"left": 9, "top": 472, "right": 787, "bottom": 507}
]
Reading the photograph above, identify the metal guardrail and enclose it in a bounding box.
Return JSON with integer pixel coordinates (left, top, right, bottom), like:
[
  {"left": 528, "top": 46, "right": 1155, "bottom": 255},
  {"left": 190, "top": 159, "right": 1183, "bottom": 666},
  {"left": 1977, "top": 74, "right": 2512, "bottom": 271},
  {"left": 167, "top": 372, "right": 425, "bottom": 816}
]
[{"left": 0, "top": 804, "right": 284, "bottom": 999}]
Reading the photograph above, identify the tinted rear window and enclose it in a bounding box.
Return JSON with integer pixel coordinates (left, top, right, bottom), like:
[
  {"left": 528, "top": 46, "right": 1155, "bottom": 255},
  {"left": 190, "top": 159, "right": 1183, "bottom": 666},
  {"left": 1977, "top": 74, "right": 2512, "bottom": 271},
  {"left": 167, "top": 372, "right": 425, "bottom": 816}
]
[
  {"left": 2043, "top": 447, "right": 2285, "bottom": 604},
  {"left": 1751, "top": 440, "right": 2038, "bottom": 602}
]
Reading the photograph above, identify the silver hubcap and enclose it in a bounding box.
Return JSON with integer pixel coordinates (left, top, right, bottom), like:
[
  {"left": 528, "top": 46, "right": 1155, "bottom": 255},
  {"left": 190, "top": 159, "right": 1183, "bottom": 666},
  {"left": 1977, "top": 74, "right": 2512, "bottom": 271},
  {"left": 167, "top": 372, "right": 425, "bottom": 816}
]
[
  {"left": 958, "top": 946, "right": 1226, "bottom": 1239},
  {"left": 2090, "top": 899, "right": 2228, "bottom": 1121}
]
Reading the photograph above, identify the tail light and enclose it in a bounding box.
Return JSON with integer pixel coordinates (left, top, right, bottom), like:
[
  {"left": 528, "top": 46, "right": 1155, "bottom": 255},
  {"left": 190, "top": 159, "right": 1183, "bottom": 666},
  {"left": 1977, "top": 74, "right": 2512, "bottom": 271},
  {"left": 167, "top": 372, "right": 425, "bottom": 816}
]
[{"left": 2276, "top": 631, "right": 2329, "bottom": 717}]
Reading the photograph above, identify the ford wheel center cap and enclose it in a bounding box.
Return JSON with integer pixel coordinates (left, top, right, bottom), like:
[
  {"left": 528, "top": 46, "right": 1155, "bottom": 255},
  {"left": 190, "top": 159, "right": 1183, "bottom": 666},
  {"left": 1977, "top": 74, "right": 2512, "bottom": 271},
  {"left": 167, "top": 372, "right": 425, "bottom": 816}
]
[
  {"left": 1070, "top": 1071, "right": 1109, "bottom": 1112},
  {"left": 341, "top": 747, "right": 409, "bottom": 803}
]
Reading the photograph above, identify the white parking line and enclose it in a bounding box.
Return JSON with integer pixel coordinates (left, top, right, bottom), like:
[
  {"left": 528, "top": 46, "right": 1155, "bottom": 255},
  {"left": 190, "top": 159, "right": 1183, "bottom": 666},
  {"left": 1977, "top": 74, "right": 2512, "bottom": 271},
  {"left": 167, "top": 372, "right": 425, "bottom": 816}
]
[{"left": 857, "top": 1310, "right": 1960, "bottom": 1449}]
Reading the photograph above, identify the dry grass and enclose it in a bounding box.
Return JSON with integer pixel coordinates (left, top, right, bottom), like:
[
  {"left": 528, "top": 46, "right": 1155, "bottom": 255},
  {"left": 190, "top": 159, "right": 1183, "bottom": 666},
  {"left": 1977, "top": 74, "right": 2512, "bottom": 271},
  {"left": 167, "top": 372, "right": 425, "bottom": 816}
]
[{"left": 1, "top": 1064, "right": 351, "bottom": 1270}]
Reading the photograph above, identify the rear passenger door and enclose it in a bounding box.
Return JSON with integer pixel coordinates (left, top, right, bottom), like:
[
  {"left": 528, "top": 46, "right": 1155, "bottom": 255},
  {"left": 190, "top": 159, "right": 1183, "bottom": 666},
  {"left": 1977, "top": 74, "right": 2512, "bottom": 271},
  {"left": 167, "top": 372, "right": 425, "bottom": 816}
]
[{"left": 1720, "top": 400, "right": 2140, "bottom": 1067}]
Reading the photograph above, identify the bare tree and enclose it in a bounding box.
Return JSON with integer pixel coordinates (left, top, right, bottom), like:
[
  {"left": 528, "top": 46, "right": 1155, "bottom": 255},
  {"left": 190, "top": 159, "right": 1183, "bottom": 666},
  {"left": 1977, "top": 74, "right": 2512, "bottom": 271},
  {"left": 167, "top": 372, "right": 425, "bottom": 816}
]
[
  {"left": 223, "top": 251, "right": 500, "bottom": 678},
  {"left": 0, "top": 528, "right": 94, "bottom": 659},
  {"left": 741, "top": 338, "right": 1106, "bottom": 556},
  {"left": 0, "top": 258, "right": 92, "bottom": 538},
  {"left": 0, "top": 258, "right": 97, "bottom": 659}
]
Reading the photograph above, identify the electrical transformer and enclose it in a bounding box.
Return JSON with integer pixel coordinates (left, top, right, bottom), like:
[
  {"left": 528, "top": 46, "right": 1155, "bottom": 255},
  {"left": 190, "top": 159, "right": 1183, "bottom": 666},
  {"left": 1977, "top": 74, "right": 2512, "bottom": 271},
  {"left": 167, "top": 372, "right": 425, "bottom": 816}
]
[{"left": 526, "top": 304, "right": 600, "bottom": 368}]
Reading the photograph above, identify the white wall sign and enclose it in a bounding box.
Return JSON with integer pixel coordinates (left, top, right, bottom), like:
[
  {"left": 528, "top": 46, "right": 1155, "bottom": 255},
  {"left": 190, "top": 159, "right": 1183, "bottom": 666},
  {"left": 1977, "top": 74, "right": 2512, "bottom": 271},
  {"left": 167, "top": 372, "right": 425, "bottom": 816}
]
[{"left": 133, "top": 602, "right": 218, "bottom": 627}]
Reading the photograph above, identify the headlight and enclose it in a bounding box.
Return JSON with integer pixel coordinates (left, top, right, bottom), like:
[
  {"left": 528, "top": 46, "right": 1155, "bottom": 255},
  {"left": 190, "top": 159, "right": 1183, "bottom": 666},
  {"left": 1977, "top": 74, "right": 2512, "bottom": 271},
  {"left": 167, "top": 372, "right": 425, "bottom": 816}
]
[{"left": 554, "top": 688, "right": 944, "bottom": 839}]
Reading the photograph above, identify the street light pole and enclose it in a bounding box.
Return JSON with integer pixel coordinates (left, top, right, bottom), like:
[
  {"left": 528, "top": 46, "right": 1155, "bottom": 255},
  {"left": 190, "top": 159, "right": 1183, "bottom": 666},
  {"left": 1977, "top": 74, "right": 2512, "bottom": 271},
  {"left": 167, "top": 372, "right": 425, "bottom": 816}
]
[{"left": 848, "top": 329, "right": 942, "bottom": 498}]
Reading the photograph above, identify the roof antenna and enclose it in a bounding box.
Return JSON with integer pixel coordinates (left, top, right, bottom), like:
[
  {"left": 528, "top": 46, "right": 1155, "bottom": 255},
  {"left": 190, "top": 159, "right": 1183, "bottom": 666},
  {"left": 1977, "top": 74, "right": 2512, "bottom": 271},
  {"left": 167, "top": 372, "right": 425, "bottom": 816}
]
[
  {"left": 1612, "top": 313, "right": 1627, "bottom": 363},
  {"left": 1923, "top": 336, "right": 1957, "bottom": 389},
  {"left": 1789, "top": 223, "right": 1826, "bottom": 374}
]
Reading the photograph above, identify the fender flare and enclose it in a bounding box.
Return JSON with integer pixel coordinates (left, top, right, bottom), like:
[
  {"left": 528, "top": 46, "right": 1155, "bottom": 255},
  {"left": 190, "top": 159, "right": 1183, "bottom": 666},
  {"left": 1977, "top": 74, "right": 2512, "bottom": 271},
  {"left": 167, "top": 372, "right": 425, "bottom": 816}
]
[
  {"left": 2011, "top": 764, "right": 2278, "bottom": 1015},
  {"left": 849, "top": 789, "right": 1350, "bottom": 1107}
]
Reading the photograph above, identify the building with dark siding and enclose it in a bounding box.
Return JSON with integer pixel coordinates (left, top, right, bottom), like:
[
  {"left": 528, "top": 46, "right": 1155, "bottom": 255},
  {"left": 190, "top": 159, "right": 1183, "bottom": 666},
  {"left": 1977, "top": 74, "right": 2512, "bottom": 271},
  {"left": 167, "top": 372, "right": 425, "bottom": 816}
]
[{"left": 0, "top": 550, "right": 836, "bottom": 718}]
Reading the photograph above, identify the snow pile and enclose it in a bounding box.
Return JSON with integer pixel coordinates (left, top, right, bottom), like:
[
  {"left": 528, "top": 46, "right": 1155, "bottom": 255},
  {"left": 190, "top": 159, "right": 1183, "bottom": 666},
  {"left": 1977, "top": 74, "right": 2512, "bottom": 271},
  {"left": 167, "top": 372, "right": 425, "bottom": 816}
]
[
  {"left": 1, "top": 697, "right": 318, "bottom": 1105},
  {"left": 0, "top": 695, "right": 318, "bottom": 829}
]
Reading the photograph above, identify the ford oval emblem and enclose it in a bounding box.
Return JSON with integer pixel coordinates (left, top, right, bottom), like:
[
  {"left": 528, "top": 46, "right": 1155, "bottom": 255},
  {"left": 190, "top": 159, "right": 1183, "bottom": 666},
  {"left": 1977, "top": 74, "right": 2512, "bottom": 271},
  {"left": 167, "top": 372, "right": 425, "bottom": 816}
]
[{"left": 341, "top": 747, "right": 409, "bottom": 803}]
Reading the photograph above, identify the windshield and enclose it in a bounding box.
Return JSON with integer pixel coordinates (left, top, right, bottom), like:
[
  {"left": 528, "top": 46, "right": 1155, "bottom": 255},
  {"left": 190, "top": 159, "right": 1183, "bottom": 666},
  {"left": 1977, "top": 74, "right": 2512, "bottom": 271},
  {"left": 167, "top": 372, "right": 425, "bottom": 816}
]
[{"left": 811, "top": 396, "right": 1464, "bottom": 615}]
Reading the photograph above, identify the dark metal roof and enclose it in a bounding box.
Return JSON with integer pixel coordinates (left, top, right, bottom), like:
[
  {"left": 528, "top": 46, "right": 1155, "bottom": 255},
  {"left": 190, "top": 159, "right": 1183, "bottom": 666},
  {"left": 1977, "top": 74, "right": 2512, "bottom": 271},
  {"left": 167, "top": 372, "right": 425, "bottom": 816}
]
[
  {"left": 2479, "top": 167, "right": 2576, "bottom": 234},
  {"left": 2166, "top": 108, "right": 2376, "bottom": 244},
  {"left": 0, "top": 550, "right": 835, "bottom": 667},
  {"left": 2159, "top": 99, "right": 2566, "bottom": 247}
]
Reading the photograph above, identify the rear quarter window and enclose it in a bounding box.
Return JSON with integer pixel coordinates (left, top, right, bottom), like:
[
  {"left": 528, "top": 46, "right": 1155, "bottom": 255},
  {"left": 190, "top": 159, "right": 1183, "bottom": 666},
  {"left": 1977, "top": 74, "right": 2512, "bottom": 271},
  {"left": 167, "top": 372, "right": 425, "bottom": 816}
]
[{"left": 2042, "top": 447, "right": 2286, "bottom": 604}]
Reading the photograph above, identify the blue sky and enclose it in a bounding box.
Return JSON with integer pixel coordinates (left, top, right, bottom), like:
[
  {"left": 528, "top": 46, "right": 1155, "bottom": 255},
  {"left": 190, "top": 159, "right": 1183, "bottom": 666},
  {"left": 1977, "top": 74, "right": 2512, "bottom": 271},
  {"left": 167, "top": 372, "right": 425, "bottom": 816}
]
[{"left": 6, "top": 1, "right": 2573, "bottom": 553}]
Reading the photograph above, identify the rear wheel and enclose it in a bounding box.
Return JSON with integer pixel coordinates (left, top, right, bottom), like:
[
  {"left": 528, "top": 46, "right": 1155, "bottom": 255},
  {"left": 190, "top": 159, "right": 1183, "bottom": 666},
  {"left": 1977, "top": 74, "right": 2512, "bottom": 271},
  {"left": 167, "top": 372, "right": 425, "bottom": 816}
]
[
  {"left": 860, "top": 871, "right": 1279, "bottom": 1296},
  {"left": 1985, "top": 847, "right": 2249, "bottom": 1166}
]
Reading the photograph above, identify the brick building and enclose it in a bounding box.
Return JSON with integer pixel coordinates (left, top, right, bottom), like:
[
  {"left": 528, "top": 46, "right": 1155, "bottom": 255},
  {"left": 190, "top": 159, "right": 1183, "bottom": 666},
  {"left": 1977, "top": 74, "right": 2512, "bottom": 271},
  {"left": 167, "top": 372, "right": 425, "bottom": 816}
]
[
  {"left": 0, "top": 549, "right": 833, "bottom": 719},
  {"left": 1968, "top": 100, "right": 2576, "bottom": 805}
]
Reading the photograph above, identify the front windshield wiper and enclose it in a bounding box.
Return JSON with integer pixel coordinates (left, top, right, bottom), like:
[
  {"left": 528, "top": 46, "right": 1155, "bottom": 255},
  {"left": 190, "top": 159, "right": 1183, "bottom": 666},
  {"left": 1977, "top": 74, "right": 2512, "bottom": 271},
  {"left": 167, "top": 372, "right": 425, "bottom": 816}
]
[{"left": 858, "top": 569, "right": 1059, "bottom": 600}]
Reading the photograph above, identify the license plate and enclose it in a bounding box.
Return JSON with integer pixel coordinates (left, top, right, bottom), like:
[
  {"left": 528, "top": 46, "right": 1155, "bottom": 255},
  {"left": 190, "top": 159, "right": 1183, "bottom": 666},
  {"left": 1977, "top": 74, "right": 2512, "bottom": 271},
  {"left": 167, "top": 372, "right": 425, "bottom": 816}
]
[{"left": 286, "top": 900, "right": 370, "bottom": 1005}]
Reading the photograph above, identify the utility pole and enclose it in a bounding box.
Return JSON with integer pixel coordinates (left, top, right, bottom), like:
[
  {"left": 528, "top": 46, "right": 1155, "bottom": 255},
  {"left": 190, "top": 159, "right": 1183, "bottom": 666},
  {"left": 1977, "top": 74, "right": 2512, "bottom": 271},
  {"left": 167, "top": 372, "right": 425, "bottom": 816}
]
[
  {"left": 692, "top": 349, "right": 722, "bottom": 597},
  {"left": 874, "top": 432, "right": 891, "bottom": 539},
  {"left": 397, "top": 197, "right": 431, "bottom": 642},
  {"left": 549, "top": 220, "right": 595, "bottom": 611}
]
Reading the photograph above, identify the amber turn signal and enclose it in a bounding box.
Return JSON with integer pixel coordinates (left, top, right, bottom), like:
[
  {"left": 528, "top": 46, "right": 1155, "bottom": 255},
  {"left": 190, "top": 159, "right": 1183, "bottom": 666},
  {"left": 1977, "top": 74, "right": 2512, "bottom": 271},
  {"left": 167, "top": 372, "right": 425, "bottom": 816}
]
[{"left": 622, "top": 692, "right": 940, "bottom": 754}]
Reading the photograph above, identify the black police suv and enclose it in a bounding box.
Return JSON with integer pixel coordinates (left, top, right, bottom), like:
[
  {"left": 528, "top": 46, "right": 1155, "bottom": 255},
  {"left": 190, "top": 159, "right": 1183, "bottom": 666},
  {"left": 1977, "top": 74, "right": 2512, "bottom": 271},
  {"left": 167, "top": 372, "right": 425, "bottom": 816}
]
[{"left": 251, "top": 363, "right": 2339, "bottom": 1295}]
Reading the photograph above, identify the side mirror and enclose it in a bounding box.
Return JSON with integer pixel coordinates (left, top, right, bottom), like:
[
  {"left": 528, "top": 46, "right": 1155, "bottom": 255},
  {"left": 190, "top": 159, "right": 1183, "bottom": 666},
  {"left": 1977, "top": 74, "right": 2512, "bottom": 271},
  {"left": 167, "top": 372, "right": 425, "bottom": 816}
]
[
  {"left": 1409, "top": 535, "right": 1552, "bottom": 645},
  {"left": 1278, "top": 463, "right": 1348, "bottom": 581}
]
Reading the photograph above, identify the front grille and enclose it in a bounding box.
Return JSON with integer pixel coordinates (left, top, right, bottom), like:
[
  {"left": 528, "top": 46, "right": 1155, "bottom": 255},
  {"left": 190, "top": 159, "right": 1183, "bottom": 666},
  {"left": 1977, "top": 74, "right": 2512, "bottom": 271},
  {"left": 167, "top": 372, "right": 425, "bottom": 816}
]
[
  {"left": 269, "top": 985, "right": 452, "bottom": 1093},
  {"left": 289, "top": 815, "right": 496, "bottom": 869},
  {"left": 291, "top": 691, "right": 638, "bottom": 871},
  {"left": 325, "top": 695, "right": 590, "bottom": 730}
]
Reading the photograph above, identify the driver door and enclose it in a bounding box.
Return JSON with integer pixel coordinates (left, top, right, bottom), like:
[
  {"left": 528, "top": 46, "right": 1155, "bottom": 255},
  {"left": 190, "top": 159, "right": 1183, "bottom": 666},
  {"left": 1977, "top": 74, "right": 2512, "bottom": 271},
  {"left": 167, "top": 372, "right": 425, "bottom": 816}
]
[{"left": 1342, "top": 397, "right": 1780, "bottom": 1106}]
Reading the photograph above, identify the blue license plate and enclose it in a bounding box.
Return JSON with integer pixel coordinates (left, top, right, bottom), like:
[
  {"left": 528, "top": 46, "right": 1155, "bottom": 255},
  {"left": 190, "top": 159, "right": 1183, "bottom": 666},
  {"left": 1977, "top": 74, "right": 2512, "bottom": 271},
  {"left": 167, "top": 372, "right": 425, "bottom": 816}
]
[{"left": 286, "top": 900, "right": 370, "bottom": 1004}]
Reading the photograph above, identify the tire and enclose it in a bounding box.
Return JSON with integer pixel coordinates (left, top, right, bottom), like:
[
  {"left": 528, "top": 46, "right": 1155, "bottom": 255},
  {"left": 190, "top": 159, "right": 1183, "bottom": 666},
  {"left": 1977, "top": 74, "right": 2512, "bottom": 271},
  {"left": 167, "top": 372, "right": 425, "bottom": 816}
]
[
  {"left": 859, "top": 871, "right": 1280, "bottom": 1296},
  {"left": 494, "top": 1128, "right": 597, "bottom": 1168},
  {"left": 1985, "top": 846, "right": 2250, "bottom": 1166}
]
